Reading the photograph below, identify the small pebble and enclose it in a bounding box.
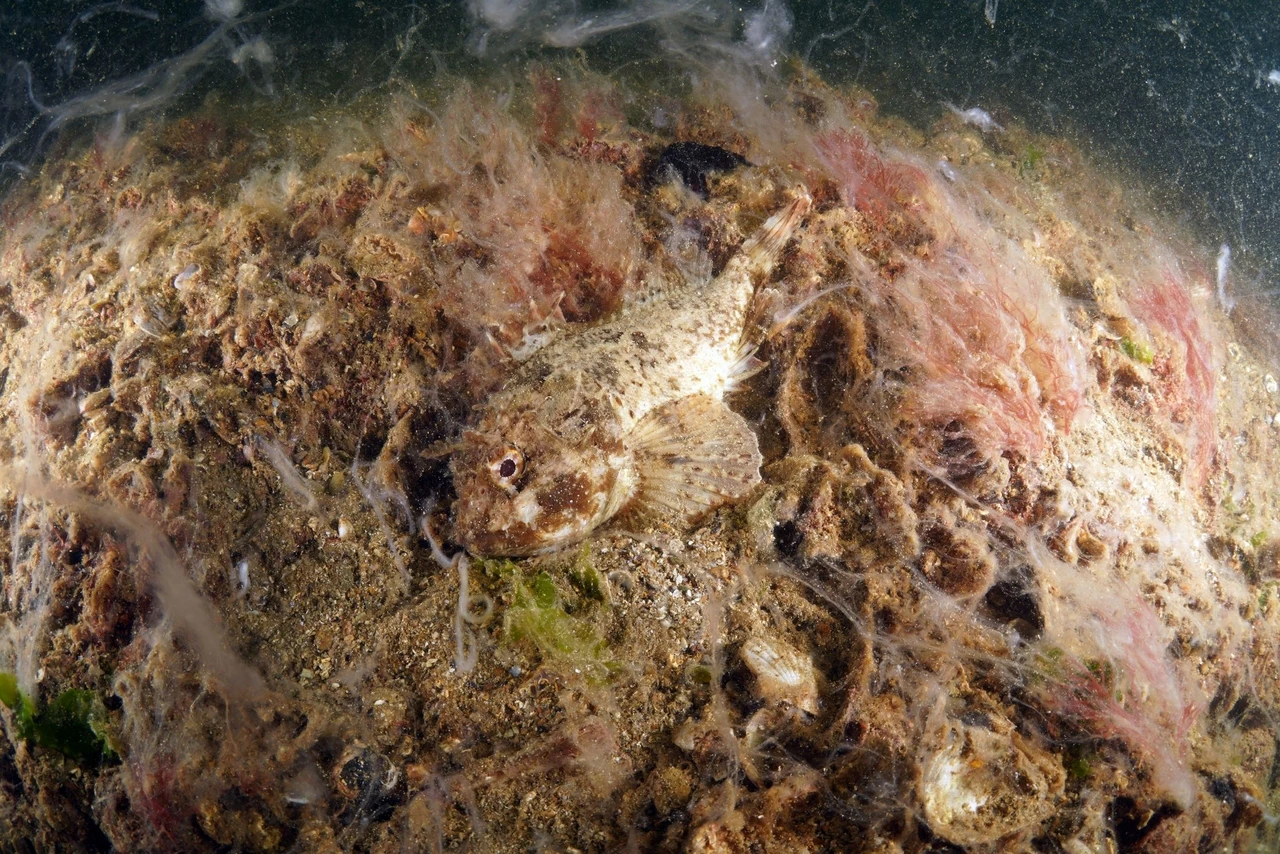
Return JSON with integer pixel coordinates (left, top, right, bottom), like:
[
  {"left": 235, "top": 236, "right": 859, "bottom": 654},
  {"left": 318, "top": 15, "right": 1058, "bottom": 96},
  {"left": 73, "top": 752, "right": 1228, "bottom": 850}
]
[{"left": 1265, "top": 374, "right": 1277, "bottom": 394}]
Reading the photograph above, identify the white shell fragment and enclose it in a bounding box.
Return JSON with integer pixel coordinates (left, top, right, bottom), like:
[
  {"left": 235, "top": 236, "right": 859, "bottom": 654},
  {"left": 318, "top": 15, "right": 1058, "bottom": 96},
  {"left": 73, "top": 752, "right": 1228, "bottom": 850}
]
[
  {"left": 918, "top": 716, "right": 1064, "bottom": 846},
  {"left": 172, "top": 262, "right": 201, "bottom": 289},
  {"left": 739, "top": 637, "right": 820, "bottom": 714},
  {"left": 78, "top": 388, "right": 112, "bottom": 415}
]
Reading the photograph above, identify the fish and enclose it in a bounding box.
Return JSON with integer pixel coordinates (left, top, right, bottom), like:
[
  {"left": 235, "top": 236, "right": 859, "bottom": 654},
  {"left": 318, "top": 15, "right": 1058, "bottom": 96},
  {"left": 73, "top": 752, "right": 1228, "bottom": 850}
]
[{"left": 451, "top": 189, "right": 812, "bottom": 556}]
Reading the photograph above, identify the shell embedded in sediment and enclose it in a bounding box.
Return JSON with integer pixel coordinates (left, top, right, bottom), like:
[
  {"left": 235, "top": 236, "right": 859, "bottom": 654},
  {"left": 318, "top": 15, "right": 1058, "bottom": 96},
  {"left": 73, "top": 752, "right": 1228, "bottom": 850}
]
[
  {"left": 918, "top": 717, "right": 1065, "bottom": 845},
  {"left": 739, "top": 636, "right": 820, "bottom": 714}
]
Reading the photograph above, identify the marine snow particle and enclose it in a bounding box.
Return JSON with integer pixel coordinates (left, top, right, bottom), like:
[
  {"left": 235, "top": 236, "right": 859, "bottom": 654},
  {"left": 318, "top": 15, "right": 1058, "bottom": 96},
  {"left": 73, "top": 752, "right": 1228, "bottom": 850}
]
[{"left": 944, "top": 102, "right": 1004, "bottom": 133}]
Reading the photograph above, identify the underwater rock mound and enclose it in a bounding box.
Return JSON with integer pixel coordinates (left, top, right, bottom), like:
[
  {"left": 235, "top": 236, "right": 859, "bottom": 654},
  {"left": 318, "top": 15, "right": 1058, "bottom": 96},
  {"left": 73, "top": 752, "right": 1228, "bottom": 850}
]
[{"left": 0, "top": 58, "right": 1278, "bottom": 853}]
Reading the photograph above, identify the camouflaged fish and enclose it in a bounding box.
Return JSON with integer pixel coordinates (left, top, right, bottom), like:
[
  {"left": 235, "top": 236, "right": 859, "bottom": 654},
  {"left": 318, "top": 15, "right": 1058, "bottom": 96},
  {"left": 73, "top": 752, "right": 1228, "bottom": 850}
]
[{"left": 452, "top": 190, "right": 812, "bottom": 556}]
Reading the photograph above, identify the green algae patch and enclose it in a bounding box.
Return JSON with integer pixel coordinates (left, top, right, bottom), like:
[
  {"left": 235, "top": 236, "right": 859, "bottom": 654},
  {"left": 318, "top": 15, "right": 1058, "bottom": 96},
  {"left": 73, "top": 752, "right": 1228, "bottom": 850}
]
[
  {"left": 1119, "top": 336, "right": 1155, "bottom": 364},
  {"left": 567, "top": 545, "right": 608, "bottom": 604},
  {"left": 504, "top": 572, "right": 618, "bottom": 682},
  {"left": 1019, "top": 143, "right": 1047, "bottom": 175},
  {"left": 1064, "top": 749, "right": 1094, "bottom": 782},
  {"left": 478, "top": 557, "right": 522, "bottom": 582},
  {"left": 0, "top": 673, "right": 36, "bottom": 741},
  {"left": 0, "top": 674, "right": 117, "bottom": 764},
  {"left": 1259, "top": 582, "right": 1279, "bottom": 611},
  {"left": 36, "top": 689, "right": 117, "bottom": 764}
]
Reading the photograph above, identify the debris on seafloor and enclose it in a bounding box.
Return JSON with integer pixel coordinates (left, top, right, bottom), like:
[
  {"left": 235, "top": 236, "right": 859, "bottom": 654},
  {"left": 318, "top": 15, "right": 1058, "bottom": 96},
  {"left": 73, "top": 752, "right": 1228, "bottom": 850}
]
[
  {"left": 0, "top": 56, "right": 1278, "bottom": 854},
  {"left": 943, "top": 101, "right": 1005, "bottom": 134}
]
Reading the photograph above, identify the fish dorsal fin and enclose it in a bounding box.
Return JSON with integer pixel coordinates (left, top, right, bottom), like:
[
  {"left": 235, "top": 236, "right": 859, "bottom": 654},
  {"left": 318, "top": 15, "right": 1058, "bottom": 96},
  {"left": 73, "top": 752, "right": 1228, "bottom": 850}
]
[
  {"left": 624, "top": 394, "right": 762, "bottom": 524},
  {"left": 736, "top": 189, "right": 812, "bottom": 274}
]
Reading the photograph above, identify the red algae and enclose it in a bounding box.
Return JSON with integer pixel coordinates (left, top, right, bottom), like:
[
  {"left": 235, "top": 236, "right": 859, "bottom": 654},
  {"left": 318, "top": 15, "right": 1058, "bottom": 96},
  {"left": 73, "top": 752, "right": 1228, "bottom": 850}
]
[
  {"left": 815, "top": 128, "right": 929, "bottom": 240},
  {"left": 1130, "top": 267, "right": 1220, "bottom": 487},
  {"left": 407, "top": 89, "right": 648, "bottom": 380},
  {"left": 1029, "top": 538, "right": 1204, "bottom": 810},
  {"left": 808, "top": 126, "right": 1086, "bottom": 472}
]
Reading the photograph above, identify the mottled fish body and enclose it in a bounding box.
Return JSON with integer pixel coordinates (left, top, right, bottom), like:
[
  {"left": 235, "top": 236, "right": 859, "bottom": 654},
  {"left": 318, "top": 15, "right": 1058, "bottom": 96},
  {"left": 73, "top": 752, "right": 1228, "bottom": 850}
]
[{"left": 452, "top": 190, "right": 811, "bottom": 556}]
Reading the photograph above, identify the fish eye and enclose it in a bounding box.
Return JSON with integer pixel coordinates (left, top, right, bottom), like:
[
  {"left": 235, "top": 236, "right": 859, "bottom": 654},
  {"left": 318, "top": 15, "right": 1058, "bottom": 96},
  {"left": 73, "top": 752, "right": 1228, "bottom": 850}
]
[{"left": 488, "top": 446, "right": 525, "bottom": 490}]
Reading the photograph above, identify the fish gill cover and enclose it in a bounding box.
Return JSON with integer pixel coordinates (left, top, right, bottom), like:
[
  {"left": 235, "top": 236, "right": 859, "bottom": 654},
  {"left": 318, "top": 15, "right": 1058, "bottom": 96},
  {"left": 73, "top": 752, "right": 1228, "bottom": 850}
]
[{"left": 0, "top": 1, "right": 1279, "bottom": 851}]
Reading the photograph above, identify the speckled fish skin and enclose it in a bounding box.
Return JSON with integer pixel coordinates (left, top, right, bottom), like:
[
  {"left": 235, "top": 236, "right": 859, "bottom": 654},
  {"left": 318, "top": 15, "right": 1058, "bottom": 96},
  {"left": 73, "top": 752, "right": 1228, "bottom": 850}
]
[{"left": 452, "top": 190, "right": 812, "bottom": 556}]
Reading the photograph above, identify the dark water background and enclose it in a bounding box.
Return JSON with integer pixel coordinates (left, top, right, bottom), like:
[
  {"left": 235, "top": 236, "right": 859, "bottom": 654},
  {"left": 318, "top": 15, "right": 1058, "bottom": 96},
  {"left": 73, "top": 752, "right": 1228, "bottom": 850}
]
[{"left": 2, "top": 0, "right": 1278, "bottom": 290}]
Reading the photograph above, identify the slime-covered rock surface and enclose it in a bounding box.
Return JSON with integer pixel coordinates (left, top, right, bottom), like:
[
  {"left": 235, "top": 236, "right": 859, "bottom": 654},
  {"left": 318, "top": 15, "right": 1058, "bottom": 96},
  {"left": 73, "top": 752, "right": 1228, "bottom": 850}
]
[{"left": 1, "top": 61, "right": 1278, "bottom": 852}]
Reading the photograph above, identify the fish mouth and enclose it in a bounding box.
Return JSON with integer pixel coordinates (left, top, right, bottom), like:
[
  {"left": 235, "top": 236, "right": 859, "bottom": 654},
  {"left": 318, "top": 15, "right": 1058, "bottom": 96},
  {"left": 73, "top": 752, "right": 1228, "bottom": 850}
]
[
  {"left": 453, "top": 468, "right": 608, "bottom": 556},
  {"left": 451, "top": 500, "right": 548, "bottom": 557},
  {"left": 453, "top": 503, "right": 593, "bottom": 557}
]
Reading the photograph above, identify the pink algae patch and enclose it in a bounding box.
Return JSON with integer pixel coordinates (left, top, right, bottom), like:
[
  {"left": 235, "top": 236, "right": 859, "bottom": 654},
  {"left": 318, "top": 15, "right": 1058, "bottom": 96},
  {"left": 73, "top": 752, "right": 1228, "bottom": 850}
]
[
  {"left": 1039, "top": 616, "right": 1200, "bottom": 810},
  {"left": 913, "top": 253, "right": 1082, "bottom": 462},
  {"left": 816, "top": 126, "right": 1086, "bottom": 468},
  {"left": 1129, "top": 270, "right": 1219, "bottom": 486},
  {"left": 814, "top": 129, "right": 931, "bottom": 249},
  {"left": 815, "top": 128, "right": 927, "bottom": 220},
  {"left": 1031, "top": 539, "right": 1204, "bottom": 810},
  {"left": 413, "top": 90, "right": 645, "bottom": 362}
]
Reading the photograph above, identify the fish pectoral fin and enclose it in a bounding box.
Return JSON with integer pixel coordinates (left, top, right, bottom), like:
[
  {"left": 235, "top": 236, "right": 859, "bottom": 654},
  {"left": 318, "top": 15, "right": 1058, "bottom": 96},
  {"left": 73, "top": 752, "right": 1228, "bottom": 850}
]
[
  {"left": 625, "top": 394, "right": 763, "bottom": 524},
  {"left": 726, "top": 337, "right": 767, "bottom": 393}
]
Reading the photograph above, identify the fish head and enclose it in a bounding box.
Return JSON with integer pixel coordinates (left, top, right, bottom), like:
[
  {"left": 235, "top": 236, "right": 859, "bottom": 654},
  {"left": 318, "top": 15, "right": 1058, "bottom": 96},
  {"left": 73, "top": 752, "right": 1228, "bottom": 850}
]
[{"left": 450, "top": 405, "right": 628, "bottom": 556}]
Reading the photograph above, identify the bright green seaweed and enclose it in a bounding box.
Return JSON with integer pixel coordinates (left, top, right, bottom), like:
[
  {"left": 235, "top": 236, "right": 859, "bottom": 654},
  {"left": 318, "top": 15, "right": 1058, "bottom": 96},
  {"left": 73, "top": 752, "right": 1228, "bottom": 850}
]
[{"left": 0, "top": 673, "right": 116, "bottom": 764}]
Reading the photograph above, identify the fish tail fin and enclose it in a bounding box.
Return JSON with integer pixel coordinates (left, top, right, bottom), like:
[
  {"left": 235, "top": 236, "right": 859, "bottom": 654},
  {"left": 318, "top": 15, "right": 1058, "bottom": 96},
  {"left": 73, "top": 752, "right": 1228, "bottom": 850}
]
[{"left": 740, "top": 187, "right": 812, "bottom": 270}]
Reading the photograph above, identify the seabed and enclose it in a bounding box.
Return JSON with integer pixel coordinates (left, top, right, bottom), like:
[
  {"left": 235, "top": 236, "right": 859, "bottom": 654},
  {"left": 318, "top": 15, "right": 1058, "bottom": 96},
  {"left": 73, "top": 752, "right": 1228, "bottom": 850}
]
[{"left": 1, "top": 51, "right": 1279, "bottom": 852}]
